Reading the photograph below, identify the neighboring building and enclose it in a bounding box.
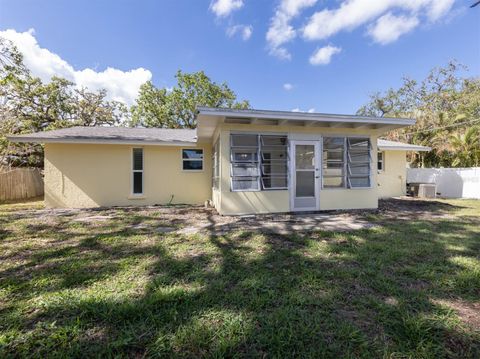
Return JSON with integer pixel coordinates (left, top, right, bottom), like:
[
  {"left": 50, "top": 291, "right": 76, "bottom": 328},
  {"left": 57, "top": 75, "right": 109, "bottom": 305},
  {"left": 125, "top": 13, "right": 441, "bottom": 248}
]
[{"left": 9, "top": 107, "right": 430, "bottom": 215}]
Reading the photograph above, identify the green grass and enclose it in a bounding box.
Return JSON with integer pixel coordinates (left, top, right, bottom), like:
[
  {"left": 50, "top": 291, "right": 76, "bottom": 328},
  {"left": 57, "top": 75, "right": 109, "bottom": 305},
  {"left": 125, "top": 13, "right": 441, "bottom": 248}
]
[{"left": 0, "top": 199, "right": 479, "bottom": 358}]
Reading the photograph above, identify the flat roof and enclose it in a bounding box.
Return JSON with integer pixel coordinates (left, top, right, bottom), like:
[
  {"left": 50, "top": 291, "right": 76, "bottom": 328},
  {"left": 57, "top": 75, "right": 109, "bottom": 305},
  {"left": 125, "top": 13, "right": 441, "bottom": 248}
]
[
  {"left": 197, "top": 106, "right": 414, "bottom": 123},
  {"left": 378, "top": 139, "right": 431, "bottom": 152},
  {"left": 196, "top": 107, "right": 416, "bottom": 140}
]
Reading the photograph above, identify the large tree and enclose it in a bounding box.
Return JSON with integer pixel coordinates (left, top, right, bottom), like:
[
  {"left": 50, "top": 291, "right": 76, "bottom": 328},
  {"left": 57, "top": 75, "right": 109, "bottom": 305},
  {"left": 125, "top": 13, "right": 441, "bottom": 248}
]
[
  {"left": 357, "top": 61, "right": 480, "bottom": 167},
  {"left": 130, "top": 70, "right": 250, "bottom": 128},
  {"left": 0, "top": 37, "right": 128, "bottom": 168}
]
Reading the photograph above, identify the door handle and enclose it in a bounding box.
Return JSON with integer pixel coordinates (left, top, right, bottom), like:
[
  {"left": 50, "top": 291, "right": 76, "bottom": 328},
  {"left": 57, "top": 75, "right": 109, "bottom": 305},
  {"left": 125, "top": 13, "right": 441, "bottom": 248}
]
[{"left": 315, "top": 176, "right": 320, "bottom": 179}]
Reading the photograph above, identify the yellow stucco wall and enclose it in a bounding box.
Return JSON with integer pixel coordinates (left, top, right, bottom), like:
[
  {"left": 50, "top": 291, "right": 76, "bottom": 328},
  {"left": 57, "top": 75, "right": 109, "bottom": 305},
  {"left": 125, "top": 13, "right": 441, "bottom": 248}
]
[
  {"left": 377, "top": 150, "right": 407, "bottom": 198},
  {"left": 43, "top": 126, "right": 405, "bottom": 212},
  {"left": 44, "top": 143, "right": 212, "bottom": 208},
  {"left": 215, "top": 124, "right": 379, "bottom": 215}
]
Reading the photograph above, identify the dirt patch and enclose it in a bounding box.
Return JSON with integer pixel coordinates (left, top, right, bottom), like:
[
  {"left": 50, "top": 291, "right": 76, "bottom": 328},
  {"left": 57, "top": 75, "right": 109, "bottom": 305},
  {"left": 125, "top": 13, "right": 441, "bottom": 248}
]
[
  {"left": 377, "top": 197, "right": 459, "bottom": 220},
  {"left": 434, "top": 298, "right": 480, "bottom": 330}
]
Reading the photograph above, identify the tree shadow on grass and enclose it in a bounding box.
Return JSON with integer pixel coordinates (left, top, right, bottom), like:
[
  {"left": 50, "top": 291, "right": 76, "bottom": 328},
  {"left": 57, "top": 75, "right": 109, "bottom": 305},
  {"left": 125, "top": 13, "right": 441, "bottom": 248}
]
[{"left": 0, "top": 207, "right": 479, "bottom": 358}]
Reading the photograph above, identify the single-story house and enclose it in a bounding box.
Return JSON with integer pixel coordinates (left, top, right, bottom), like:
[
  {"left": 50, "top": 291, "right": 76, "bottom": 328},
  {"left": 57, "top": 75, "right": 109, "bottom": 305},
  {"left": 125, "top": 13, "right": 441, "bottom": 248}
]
[{"left": 9, "top": 107, "right": 430, "bottom": 215}]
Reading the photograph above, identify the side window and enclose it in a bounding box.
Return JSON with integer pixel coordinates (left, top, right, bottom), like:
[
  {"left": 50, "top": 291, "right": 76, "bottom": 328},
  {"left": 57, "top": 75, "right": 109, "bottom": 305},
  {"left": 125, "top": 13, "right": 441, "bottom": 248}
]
[
  {"left": 378, "top": 151, "right": 384, "bottom": 171},
  {"left": 182, "top": 149, "right": 204, "bottom": 171},
  {"left": 132, "top": 148, "right": 143, "bottom": 195}
]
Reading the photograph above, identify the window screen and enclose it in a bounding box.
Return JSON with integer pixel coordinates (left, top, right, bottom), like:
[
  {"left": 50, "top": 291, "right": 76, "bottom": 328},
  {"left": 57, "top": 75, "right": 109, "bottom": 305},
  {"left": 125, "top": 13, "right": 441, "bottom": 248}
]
[
  {"left": 322, "top": 137, "right": 345, "bottom": 188},
  {"left": 230, "top": 134, "right": 259, "bottom": 191},
  {"left": 230, "top": 134, "right": 288, "bottom": 191},
  {"left": 212, "top": 141, "right": 220, "bottom": 189},
  {"left": 322, "top": 137, "right": 371, "bottom": 189},
  {"left": 260, "top": 135, "right": 288, "bottom": 190},
  {"left": 347, "top": 138, "right": 371, "bottom": 188}
]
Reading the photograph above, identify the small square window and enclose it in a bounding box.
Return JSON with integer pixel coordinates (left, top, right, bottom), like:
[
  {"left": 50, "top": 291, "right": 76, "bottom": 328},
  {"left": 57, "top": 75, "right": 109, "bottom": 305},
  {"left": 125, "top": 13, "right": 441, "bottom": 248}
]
[{"left": 182, "top": 149, "right": 203, "bottom": 171}]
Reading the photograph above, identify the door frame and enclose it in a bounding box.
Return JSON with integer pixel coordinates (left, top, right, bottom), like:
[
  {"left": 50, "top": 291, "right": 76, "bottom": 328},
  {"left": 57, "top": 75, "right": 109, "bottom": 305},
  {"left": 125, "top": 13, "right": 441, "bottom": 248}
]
[{"left": 289, "top": 140, "right": 321, "bottom": 212}]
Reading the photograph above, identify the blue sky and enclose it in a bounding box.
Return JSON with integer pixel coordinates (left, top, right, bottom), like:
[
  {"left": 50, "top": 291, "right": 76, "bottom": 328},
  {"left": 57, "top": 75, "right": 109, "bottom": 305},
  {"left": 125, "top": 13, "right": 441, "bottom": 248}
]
[{"left": 1, "top": 0, "right": 479, "bottom": 113}]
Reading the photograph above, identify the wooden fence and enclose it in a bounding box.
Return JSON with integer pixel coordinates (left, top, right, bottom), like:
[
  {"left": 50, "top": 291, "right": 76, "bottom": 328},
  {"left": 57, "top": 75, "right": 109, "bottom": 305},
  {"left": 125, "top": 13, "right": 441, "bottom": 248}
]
[{"left": 0, "top": 168, "right": 44, "bottom": 201}]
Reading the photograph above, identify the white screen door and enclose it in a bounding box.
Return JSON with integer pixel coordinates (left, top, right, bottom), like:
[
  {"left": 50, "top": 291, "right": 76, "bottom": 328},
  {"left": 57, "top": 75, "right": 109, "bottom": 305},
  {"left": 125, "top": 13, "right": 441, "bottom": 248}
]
[{"left": 291, "top": 141, "right": 320, "bottom": 211}]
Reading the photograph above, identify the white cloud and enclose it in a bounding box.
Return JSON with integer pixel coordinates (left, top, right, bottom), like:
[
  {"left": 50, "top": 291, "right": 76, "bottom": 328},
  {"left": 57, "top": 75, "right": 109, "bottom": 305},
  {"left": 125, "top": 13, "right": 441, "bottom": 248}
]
[
  {"left": 302, "top": 0, "right": 455, "bottom": 42},
  {"left": 210, "top": 0, "right": 244, "bottom": 18},
  {"left": 427, "top": 0, "right": 455, "bottom": 21},
  {"left": 226, "top": 24, "right": 253, "bottom": 40},
  {"left": 283, "top": 83, "right": 293, "bottom": 90},
  {"left": 266, "top": 0, "right": 317, "bottom": 59},
  {"left": 292, "top": 107, "right": 316, "bottom": 112},
  {"left": 309, "top": 45, "right": 341, "bottom": 65},
  {"left": 0, "top": 29, "right": 151, "bottom": 105},
  {"left": 368, "top": 13, "right": 419, "bottom": 45}
]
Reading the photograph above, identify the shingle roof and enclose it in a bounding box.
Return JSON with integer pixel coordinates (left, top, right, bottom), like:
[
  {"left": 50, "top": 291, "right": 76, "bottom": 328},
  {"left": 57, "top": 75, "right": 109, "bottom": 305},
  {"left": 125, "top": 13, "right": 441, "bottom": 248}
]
[
  {"left": 8, "top": 126, "right": 197, "bottom": 145},
  {"left": 8, "top": 126, "right": 430, "bottom": 152}
]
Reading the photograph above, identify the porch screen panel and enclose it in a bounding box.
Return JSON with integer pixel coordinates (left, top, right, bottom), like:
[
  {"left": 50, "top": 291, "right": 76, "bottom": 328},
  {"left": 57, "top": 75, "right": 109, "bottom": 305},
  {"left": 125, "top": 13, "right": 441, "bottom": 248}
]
[
  {"left": 322, "top": 137, "right": 345, "bottom": 188},
  {"left": 212, "top": 140, "right": 219, "bottom": 189},
  {"left": 230, "top": 134, "right": 260, "bottom": 191},
  {"left": 260, "top": 135, "right": 288, "bottom": 190},
  {"left": 347, "top": 138, "right": 371, "bottom": 188}
]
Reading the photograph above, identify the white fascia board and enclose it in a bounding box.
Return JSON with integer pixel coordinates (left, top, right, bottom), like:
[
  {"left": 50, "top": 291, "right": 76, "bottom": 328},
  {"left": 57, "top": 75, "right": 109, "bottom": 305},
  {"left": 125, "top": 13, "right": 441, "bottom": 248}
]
[
  {"left": 379, "top": 145, "right": 431, "bottom": 151},
  {"left": 7, "top": 137, "right": 198, "bottom": 146},
  {"left": 197, "top": 108, "right": 415, "bottom": 126}
]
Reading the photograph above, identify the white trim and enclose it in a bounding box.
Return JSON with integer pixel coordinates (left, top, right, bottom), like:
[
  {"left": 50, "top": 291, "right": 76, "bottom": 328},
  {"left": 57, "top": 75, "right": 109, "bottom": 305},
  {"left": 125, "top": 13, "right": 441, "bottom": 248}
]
[
  {"left": 378, "top": 145, "right": 431, "bottom": 151},
  {"left": 197, "top": 107, "right": 415, "bottom": 125},
  {"left": 9, "top": 137, "right": 197, "bottom": 146}
]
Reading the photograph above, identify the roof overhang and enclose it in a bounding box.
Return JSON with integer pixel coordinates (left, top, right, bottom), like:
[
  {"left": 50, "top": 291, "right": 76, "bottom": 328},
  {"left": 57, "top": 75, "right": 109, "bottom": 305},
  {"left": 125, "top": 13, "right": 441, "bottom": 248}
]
[
  {"left": 7, "top": 136, "right": 197, "bottom": 147},
  {"left": 196, "top": 107, "right": 416, "bottom": 141},
  {"left": 377, "top": 140, "right": 431, "bottom": 152}
]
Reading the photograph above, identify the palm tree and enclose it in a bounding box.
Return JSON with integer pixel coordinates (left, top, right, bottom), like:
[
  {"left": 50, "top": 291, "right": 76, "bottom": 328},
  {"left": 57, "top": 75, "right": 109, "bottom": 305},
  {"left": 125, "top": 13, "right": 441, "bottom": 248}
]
[{"left": 449, "top": 126, "right": 480, "bottom": 167}]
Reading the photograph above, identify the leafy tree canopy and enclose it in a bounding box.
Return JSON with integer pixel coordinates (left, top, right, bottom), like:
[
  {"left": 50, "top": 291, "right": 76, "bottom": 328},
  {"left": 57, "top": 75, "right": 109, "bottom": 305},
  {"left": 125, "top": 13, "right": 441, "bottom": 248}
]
[
  {"left": 357, "top": 61, "right": 480, "bottom": 167},
  {"left": 130, "top": 70, "right": 250, "bottom": 128},
  {"left": 0, "top": 37, "right": 128, "bottom": 168}
]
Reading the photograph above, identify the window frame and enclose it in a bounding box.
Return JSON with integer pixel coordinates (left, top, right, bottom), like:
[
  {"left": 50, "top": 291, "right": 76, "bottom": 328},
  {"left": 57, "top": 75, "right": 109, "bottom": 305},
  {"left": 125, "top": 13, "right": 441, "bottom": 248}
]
[
  {"left": 321, "top": 136, "right": 372, "bottom": 190},
  {"left": 230, "top": 133, "right": 289, "bottom": 192},
  {"left": 230, "top": 134, "right": 261, "bottom": 192},
  {"left": 377, "top": 151, "right": 385, "bottom": 172},
  {"left": 346, "top": 137, "right": 371, "bottom": 189},
  {"left": 260, "top": 135, "right": 289, "bottom": 191},
  {"left": 131, "top": 147, "right": 144, "bottom": 196},
  {"left": 182, "top": 148, "right": 204, "bottom": 172},
  {"left": 322, "top": 137, "right": 346, "bottom": 189}
]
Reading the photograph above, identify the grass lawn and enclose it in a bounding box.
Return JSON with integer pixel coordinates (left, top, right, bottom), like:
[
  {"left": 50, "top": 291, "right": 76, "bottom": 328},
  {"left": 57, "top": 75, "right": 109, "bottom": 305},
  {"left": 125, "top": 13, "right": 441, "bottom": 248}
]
[{"left": 0, "top": 199, "right": 479, "bottom": 358}]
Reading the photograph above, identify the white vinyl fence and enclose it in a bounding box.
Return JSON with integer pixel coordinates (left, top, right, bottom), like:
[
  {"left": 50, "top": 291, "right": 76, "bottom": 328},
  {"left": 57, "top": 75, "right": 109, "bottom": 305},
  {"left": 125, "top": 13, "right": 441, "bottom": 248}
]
[{"left": 407, "top": 167, "right": 480, "bottom": 199}]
